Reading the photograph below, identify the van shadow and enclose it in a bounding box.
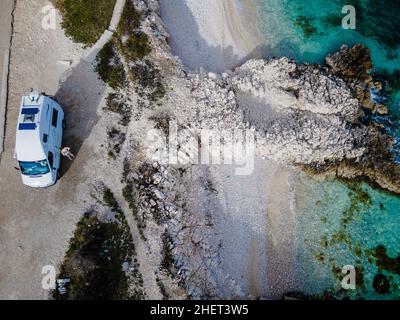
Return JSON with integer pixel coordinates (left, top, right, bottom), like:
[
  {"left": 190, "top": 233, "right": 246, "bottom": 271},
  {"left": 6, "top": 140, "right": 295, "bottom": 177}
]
[{"left": 55, "top": 54, "right": 105, "bottom": 176}]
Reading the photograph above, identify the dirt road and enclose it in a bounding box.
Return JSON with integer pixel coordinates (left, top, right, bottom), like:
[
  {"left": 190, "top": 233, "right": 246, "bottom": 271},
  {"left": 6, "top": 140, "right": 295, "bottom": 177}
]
[{"left": 0, "top": 0, "right": 122, "bottom": 299}]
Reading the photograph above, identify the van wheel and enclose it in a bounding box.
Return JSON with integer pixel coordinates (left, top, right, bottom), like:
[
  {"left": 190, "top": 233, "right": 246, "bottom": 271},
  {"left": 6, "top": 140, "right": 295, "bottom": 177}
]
[
  {"left": 62, "top": 119, "right": 67, "bottom": 130},
  {"left": 57, "top": 170, "right": 61, "bottom": 180}
]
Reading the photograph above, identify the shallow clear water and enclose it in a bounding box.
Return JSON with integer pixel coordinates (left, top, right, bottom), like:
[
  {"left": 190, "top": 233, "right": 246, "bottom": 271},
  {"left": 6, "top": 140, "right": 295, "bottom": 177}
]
[
  {"left": 255, "top": 0, "right": 400, "bottom": 299},
  {"left": 257, "top": 0, "right": 400, "bottom": 71},
  {"left": 294, "top": 176, "right": 400, "bottom": 299}
]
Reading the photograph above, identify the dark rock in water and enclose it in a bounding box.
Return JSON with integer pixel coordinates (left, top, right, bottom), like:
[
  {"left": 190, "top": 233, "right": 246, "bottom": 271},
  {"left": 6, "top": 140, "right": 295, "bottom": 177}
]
[
  {"left": 325, "top": 44, "right": 373, "bottom": 83},
  {"left": 373, "top": 273, "right": 390, "bottom": 294},
  {"left": 326, "top": 44, "right": 389, "bottom": 115},
  {"left": 372, "top": 245, "right": 400, "bottom": 275}
]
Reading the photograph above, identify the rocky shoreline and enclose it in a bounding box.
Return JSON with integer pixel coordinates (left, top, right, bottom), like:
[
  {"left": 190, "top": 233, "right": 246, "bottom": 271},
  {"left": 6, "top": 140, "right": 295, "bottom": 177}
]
[
  {"left": 140, "top": 0, "right": 400, "bottom": 194},
  {"left": 162, "top": 44, "right": 400, "bottom": 193}
]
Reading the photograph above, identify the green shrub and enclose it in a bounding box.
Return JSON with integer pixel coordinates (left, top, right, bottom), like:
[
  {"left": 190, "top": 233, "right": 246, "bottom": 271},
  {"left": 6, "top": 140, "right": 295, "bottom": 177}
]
[
  {"left": 122, "top": 32, "right": 151, "bottom": 62},
  {"left": 96, "top": 41, "right": 127, "bottom": 90}
]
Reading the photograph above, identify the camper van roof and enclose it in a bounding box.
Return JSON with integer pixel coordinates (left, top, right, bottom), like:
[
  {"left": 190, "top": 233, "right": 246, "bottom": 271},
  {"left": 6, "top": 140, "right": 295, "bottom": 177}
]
[{"left": 15, "top": 93, "right": 48, "bottom": 161}]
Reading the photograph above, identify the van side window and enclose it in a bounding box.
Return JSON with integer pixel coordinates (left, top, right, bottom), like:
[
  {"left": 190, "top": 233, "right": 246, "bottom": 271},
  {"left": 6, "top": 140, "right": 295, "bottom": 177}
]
[
  {"left": 48, "top": 151, "right": 54, "bottom": 169},
  {"left": 43, "top": 134, "right": 48, "bottom": 143},
  {"left": 52, "top": 109, "right": 58, "bottom": 127}
]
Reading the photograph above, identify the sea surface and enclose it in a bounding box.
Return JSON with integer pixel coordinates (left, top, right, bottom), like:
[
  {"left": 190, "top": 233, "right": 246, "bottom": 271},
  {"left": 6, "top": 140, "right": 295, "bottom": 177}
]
[{"left": 254, "top": 0, "right": 400, "bottom": 299}]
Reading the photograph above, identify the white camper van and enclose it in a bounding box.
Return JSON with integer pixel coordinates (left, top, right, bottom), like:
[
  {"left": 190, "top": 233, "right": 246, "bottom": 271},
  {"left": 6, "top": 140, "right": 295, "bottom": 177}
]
[{"left": 14, "top": 91, "right": 65, "bottom": 188}]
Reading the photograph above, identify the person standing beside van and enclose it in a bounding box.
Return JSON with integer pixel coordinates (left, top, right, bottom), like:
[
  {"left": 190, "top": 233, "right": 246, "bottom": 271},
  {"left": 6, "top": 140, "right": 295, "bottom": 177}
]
[{"left": 60, "top": 147, "right": 75, "bottom": 161}]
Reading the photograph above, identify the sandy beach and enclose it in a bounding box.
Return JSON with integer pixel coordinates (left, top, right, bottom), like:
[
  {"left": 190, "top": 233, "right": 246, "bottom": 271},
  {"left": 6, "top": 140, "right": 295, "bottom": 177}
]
[{"left": 160, "top": 0, "right": 263, "bottom": 72}]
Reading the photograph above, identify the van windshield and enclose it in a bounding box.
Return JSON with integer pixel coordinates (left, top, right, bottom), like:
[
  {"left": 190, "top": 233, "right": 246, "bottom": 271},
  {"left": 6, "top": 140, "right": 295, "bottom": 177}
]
[{"left": 19, "top": 160, "right": 50, "bottom": 176}]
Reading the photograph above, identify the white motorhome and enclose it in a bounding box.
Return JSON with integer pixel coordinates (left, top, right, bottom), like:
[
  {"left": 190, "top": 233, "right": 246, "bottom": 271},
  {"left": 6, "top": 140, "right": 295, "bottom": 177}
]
[{"left": 14, "top": 91, "right": 65, "bottom": 188}]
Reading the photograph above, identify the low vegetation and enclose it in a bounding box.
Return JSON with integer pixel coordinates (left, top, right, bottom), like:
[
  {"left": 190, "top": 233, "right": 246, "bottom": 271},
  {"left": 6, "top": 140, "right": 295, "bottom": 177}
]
[
  {"left": 53, "top": 187, "right": 145, "bottom": 300},
  {"left": 149, "top": 111, "right": 171, "bottom": 136},
  {"left": 105, "top": 93, "right": 132, "bottom": 126},
  {"left": 107, "top": 127, "right": 126, "bottom": 159},
  {"left": 114, "top": 1, "right": 165, "bottom": 102},
  {"left": 155, "top": 277, "right": 170, "bottom": 300},
  {"left": 131, "top": 60, "right": 166, "bottom": 102},
  {"left": 96, "top": 41, "right": 128, "bottom": 90},
  {"left": 115, "top": 0, "right": 151, "bottom": 62},
  {"left": 53, "top": 0, "right": 116, "bottom": 45},
  {"left": 161, "top": 231, "right": 174, "bottom": 273}
]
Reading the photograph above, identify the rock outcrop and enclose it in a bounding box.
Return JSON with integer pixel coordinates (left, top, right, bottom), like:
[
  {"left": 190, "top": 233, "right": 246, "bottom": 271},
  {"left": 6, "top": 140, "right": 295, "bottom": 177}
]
[
  {"left": 325, "top": 44, "right": 388, "bottom": 115},
  {"left": 325, "top": 44, "right": 373, "bottom": 82},
  {"left": 162, "top": 47, "right": 399, "bottom": 193}
]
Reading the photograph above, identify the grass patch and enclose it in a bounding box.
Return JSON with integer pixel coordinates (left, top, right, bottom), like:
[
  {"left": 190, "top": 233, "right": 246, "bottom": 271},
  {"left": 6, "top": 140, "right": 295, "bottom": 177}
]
[
  {"left": 148, "top": 112, "right": 171, "bottom": 136},
  {"left": 121, "top": 162, "right": 170, "bottom": 241},
  {"left": 113, "top": 1, "right": 165, "bottom": 102},
  {"left": 54, "top": 0, "right": 116, "bottom": 45},
  {"left": 134, "top": 163, "right": 170, "bottom": 224},
  {"left": 115, "top": 0, "right": 151, "bottom": 62},
  {"left": 121, "top": 32, "right": 151, "bottom": 62},
  {"left": 96, "top": 41, "right": 127, "bottom": 90},
  {"left": 103, "top": 186, "right": 122, "bottom": 213}
]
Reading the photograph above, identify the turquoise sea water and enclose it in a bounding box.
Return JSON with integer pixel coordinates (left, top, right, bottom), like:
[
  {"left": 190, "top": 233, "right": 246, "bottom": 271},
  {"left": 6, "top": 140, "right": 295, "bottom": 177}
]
[{"left": 255, "top": 0, "right": 400, "bottom": 299}]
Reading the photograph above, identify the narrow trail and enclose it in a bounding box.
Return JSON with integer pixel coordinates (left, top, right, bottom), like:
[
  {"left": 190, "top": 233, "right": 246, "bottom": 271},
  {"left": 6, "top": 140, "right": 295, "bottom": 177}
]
[{"left": 112, "top": 177, "right": 163, "bottom": 300}]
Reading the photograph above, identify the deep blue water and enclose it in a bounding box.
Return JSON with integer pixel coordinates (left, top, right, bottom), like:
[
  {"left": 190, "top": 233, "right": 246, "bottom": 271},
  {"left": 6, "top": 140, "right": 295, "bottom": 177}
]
[{"left": 255, "top": 0, "right": 400, "bottom": 299}]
